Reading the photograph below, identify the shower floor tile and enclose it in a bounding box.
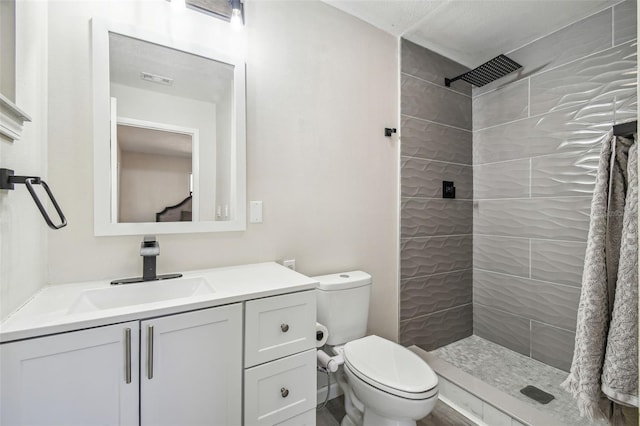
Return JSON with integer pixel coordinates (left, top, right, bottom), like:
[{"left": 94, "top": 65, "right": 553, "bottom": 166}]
[{"left": 431, "top": 335, "right": 607, "bottom": 426}]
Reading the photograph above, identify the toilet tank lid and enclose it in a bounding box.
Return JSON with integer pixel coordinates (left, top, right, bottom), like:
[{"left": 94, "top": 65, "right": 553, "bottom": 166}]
[{"left": 312, "top": 271, "right": 371, "bottom": 291}]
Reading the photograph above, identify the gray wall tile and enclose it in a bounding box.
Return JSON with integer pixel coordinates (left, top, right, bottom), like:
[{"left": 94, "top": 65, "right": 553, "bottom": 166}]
[
  {"left": 614, "top": 0, "right": 637, "bottom": 46},
  {"left": 529, "top": 41, "right": 637, "bottom": 116},
  {"left": 473, "top": 100, "right": 613, "bottom": 164},
  {"left": 473, "top": 197, "right": 591, "bottom": 241},
  {"left": 474, "top": 270, "right": 580, "bottom": 331},
  {"left": 401, "top": 116, "right": 472, "bottom": 164},
  {"left": 400, "top": 270, "right": 472, "bottom": 320},
  {"left": 473, "top": 79, "right": 529, "bottom": 130},
  {"left": 402, "top": 74, "right": 472, "bottom": 130},
  {"left": 615, "top": 95, "right": 638, "bottom": 123},
  {"left": 474, "top": 159, "right": 530, "bottom": 199},
  {"left": 400, "top": 304, "right": 473, "bottom": 350},
  {"left": 401, "top": 235, "right": 472, "bottom": 279},
  {"left": 531, "top": 240, "right": 586, "bottom": 287},
  {"left": 531, "top": 148, "right": 600, "bottom": 197},
  {"left": 473, "top": 9, "right": 613, "bottom": 96},
  {"left": 474, "top": 236, "right": 529, "bottom": 277},
  {"left": 401, "top": 199, "right": 472, "bottom": 238},
  {"left": 473, "top": 304, "right": 530, "bottom": 357},
  {"left": 531, "top": 322, "right": 575, "bottom": 372},
  {"left": 401, "top": 157, "right": 473, "bottom": 199},
  {"left": 401, "top": 39, "right": 471, "bottom": 96}
]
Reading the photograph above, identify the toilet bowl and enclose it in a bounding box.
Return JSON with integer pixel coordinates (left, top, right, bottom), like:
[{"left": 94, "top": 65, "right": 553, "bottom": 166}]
[
  {"left": 314, "top": 272, "right": 439, "bottom": 426},
  {"left": 342, "top": 335, "right": 438, "bottom": 426}
]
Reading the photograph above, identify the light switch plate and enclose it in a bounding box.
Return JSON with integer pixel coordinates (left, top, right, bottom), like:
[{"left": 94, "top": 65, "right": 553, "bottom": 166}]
[{"left": 249, "top": 201, "right": 263, "bottom": 223}]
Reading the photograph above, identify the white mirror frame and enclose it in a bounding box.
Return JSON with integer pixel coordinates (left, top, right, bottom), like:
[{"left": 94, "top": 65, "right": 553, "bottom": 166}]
[{"left": 92, "top": 18, "right": 246, "bottom": 236}]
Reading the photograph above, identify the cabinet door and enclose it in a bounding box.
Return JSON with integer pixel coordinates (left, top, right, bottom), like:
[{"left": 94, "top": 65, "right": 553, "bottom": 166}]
[
  {"left": 0, "top": 321, "right": 139, "bottom": 426},
  {"left": 140, "top": 303, "right": 242, "bottom": 426}
]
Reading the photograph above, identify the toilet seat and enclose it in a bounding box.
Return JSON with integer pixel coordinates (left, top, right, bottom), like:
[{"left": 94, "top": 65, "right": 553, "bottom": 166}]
[{"left": 343, "top": 335, "right": 438, "bottom": 400}]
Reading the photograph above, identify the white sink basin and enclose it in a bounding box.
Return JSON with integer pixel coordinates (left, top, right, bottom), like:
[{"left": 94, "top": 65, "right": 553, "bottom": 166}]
[{"left": 68, "top": 277, "right": 215, "bottom": 314}]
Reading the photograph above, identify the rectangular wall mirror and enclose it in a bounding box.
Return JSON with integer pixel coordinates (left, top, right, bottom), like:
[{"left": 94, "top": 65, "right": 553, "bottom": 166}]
[{"left": 92, "top": 18, "right": 246, "bottom": 235}]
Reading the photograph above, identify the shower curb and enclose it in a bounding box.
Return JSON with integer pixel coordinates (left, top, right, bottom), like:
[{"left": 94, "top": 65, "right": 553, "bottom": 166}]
[{"left": 409, "top": 345, "right": 565, "bottom": 426}]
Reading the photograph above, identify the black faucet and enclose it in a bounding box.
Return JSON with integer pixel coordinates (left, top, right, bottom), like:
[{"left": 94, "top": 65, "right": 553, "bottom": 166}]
[
  {"left": 141, "top": 236, "right": 160, "bottom": 281},
  {"left": 110, "top": 236, "right": 182, "bottom": 285}
]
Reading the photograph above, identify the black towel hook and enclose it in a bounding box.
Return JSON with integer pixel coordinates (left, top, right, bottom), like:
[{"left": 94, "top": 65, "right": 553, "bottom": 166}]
[{"left": 0, "top": 168, "right": 67, "bottom": 230}]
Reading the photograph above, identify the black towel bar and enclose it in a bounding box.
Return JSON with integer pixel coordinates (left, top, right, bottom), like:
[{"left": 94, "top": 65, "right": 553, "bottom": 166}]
[{"left": 0, "top": 168, "right": 67, "bottom": 230}]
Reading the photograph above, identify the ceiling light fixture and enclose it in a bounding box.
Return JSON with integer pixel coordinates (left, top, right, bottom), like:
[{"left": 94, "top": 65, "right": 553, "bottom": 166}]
[{"left": 229, "top": 0, "right": 244, "bottom": 31}]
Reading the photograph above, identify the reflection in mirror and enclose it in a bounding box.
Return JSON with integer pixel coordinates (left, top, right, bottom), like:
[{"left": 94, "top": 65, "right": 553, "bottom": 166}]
[
  {"left": 92, "top": 18, "right": 246, "bottom": 235},
  {"left": 116, "top": 121, "right": 194, "bottom": 223}
]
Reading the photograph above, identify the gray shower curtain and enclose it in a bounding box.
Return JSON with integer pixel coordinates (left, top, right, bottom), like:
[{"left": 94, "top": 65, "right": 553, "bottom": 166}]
[{"left": 562, "top": 130, "right": 638, "bottom": 424}]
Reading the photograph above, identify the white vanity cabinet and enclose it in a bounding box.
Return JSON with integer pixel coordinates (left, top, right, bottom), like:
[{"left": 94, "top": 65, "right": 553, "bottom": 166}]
[
  {"left": 0, "top": 321, "right": 140, "bottom": 426},
  {"left": 244, "top": 290, "right": 317, "bottom": 426},
  {"left": 0, "top": 303, "right": 243, "bottom": 426},
  {"left": 140, "top": 304, "right": 242, "bottom": 426}
]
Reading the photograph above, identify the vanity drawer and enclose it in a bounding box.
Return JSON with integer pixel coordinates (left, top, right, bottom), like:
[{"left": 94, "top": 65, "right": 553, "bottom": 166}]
[
  {"left": 275, "top": 408, "right": 316, "bottom": 425},
  {"left": 245, "top": 290, "right": 316, "bottom": 367},
  {"left": 244, "top": 349, "right": 317, "bottom": 426}
]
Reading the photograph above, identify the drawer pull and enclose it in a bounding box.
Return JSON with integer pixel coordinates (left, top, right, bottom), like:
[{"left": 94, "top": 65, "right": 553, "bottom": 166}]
[
  {"left": 281, "top": 387, "right": 289, "bottom": 398},
  {"left": 280, "top": 323, "right": 289, "bottom": 333}
]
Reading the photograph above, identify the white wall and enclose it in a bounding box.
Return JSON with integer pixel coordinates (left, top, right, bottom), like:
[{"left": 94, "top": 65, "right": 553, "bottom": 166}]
[
  {"left": 46, "top": 1, "right": 399, "bottom": 340},
  {"left": 0, "top": 1, "right": 49, "bottom": 320}
]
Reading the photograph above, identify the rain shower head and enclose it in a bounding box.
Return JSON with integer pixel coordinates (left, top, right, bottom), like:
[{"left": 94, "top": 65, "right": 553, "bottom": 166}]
[{"left": 445, "top": 54, "right": 522, "bottom": 88}]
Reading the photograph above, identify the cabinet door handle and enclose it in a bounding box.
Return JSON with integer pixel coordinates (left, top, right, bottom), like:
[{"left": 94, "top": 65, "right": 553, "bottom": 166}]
[
  {"left": 280, "top": 323, "right": 289, "bottom": 333},
  {"left": 281, "top": 387, "right": 289, "bottom": 398},
  {"left": 124, "top": 328, "right": 131, "bottom": 384},
  {"left": 147, "top": 325, "right": 154, "bottom": 380}
]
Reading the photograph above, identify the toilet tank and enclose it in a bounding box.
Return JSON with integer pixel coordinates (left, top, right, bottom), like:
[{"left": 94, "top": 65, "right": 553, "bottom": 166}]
[{"left": 313, "top": 271, "right": 371, "bottom": 346}]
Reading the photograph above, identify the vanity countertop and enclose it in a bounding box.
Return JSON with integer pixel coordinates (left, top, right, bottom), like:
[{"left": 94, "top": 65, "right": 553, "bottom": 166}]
[{"left": 0, "top": 262, "right": 318, "bottom": 343}]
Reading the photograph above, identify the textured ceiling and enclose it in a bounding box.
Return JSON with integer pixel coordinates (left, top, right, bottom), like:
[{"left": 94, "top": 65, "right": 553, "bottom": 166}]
[{"left": 323, "top": 0, "right": 616, "bottom": 67}]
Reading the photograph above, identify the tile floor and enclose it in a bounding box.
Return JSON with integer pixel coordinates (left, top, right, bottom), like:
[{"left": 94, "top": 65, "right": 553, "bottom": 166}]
[
  {"left": 316, "top": 395, "right": 477, "bottom": 426},
  {"left": 430, "top": 335, "right": 609, "bottom": 426}
]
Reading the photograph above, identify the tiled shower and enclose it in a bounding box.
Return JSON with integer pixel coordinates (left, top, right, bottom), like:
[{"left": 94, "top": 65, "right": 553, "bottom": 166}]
[{"left": 400, "top": 0, "right": 637, "bottom": 372}]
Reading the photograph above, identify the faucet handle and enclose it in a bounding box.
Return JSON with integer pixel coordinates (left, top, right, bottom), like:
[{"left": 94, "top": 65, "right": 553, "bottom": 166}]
[{"left": 140, "top": 235, "right": 160, "bottom": 257}]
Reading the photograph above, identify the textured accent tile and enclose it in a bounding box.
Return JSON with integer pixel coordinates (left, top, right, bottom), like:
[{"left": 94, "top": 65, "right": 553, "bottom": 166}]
[
  {"left": 474, "top": 270, "right": 580, "bottom": 331},
  {"left": 473, "top": 100, "right": 613, "bottom": 164},
  {"left": 400, "top": 304, "right": 472, "bottom": 350},
  {"left": 473, "top": 197, "right": 591, "bottom": 241},
  {"left": 400, "top": 270, "right": 472, "bottom": 320},
  {"left": 473, "top": 9, "right": 613, "bottom": 96},
  {"left": 531, "top": 148, "right": 600, "bottom": 197},
  {"left": 614, "top": 0, "right": 637, "bottom": 46},
  {"left": 401, "top": 199, "right": 472, "bottom": 238},
  {"left": 401, "top": 39, "right": 471, "bottom": 96},
  {"left": 531, "top": 322, "right": 575, "bottom": 372},
  {"left": 473, "top": 79, "right": 529, "bottom": 130},
  {"left": 529, "top": 41, "right": 637, "bottom": 116},
  {"left": 615, "top": 95, "right": 638, "bottom": 123},
  {"left": 402, "top": 74, "right": 472, "bottom": 130},
  {"left": 474, "top": 159, "right": 530, "bottom": 200},
  {"left": 473, "top": 304, "right": 530, "bottom": 357},
  {"left": 401, "top": 116, "right": 472, "bottom": 164},
  {"left": 401, "top": 235, "right": 472, "bottom": 279},
  {"left": 401, "top": 157, "right": 473, "bottom": 199},
  {"left": 531, "top": 240, "right": 586, "bottom": 287},
  {"left": 483, "top": 404, "right": 511, "bottom": 426},
  {"left": 474, "top": 236, "right": 529, "bottom": 278}
]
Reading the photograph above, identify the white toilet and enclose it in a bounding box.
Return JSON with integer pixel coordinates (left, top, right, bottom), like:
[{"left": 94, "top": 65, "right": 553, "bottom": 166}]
[{"left": 314, "top": 271, "right": 438, "bottom": 426}]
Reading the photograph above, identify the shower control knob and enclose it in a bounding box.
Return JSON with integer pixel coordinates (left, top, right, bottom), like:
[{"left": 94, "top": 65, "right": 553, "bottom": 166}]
[
  {"left": 281, "top": 323, "right": 289, "bottom": 332},
  {"left": 281, "top": 387, "right": 289, "bottom": 398}
]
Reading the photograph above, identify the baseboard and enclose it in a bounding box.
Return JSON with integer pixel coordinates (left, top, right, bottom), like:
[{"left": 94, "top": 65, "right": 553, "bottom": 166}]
[{"left": 317, "top": 380, "right": 343, "bottom": 405}]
